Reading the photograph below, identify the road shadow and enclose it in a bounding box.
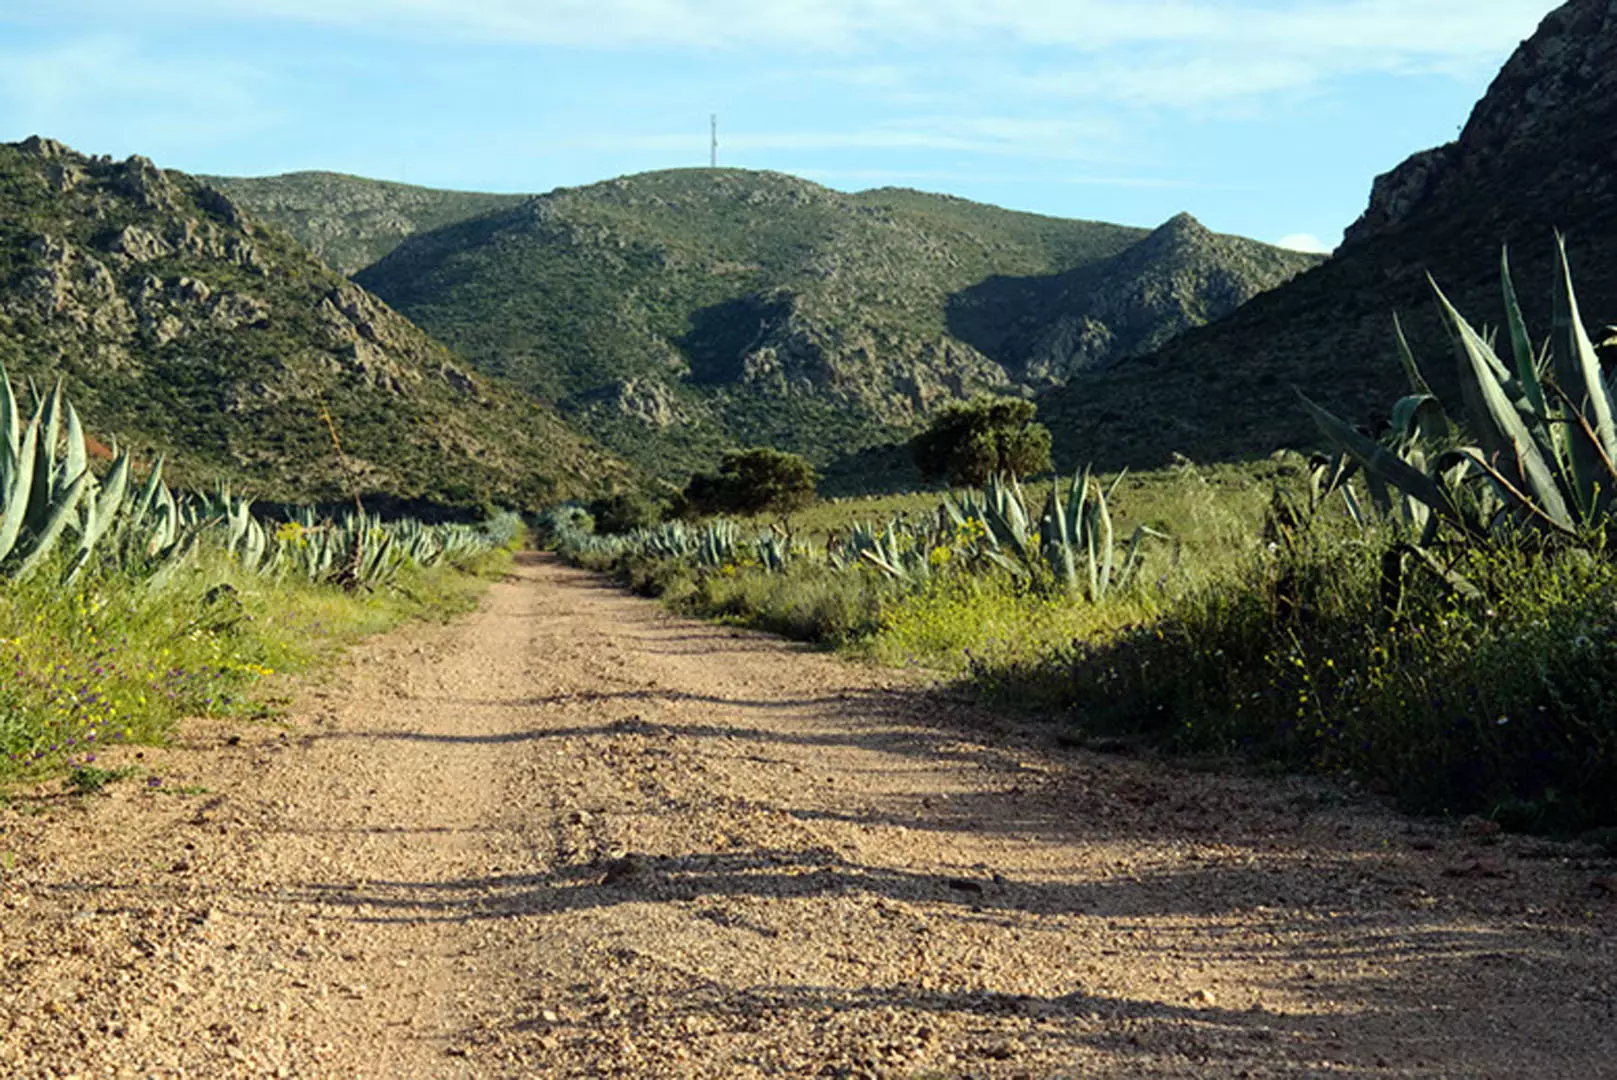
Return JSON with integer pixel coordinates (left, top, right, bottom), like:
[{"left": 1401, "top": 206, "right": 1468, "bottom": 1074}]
[{"left": 233, "top": 842, "right": 1615, "bottom": 1077}]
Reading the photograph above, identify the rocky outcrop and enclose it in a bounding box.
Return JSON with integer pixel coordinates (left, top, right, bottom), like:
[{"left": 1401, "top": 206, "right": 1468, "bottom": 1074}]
[
  {"left": 592, "top": 377, "right": 691, "bottom": 429},
  {"left": 1035, "top": 0, "right": 1617, "bottom": 475},
  {"left": 1345, "top": 0, "right": 1617, "bottom": 245},
  {"left": 0, "top": 136, "right": 624, "bottom": 505}
]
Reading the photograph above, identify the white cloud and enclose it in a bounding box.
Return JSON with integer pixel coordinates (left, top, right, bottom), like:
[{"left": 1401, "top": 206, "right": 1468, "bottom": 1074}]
[
  {"left": 9, "top": 0, "right": 1548, "bottom": 122},
  {"left": 3, "top": 0, "right": 1552, "bottom": 121},
  {"left": 1277, "top": 232, "right": 1334, "bottom": 254}
]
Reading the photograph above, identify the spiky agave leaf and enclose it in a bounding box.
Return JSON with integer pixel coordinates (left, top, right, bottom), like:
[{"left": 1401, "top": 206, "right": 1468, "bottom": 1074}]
[
  {"left": 1432, "top": 279, "right": 1573, "bottom": 531},
  {"left": 8, "top": 469, "right": 89, "bottom": 581},
  {"left": 1299, "top": 391, "right": 1470, "bottom": 535},
  {"left": 0, "top": 413, "right": 39, "bottom": 564},
  {"left": 25, "top": 380, "right": 64, "bottom": 535},
  {"left": 1551, "top": 234, "right": 1617, "bottom": 519},
  {"left": 1392, "top": 314, "right": 1435, "bottom": 399},
  {"left": 1500, "top": 249, "right": 1550, "bottom": 425},
  {"left": 63, "top": 450, "right": 133, "bottom": 584},
  {"left": 0, "top": 365, "right": 19, "bottom": 496},
  {"left": 62, "top": 403, "right": 88, "bottom": 489}
]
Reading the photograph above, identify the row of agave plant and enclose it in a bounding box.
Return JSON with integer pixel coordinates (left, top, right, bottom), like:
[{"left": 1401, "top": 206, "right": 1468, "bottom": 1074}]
[
  {"left": 838, "top": 469, "right": 1166, "bottom": 601},
  {"left": 1300, "top": 239, "right": 1617, "bottom": 603},
  {"left": 546, "top": 466, "right": 1165, "bottom": 603},
  {"left": 0, "top": 368, "right": 514, "bottom": 591},
  {"left": 545, "top": 511, "right": 796, "bottom": 573}
]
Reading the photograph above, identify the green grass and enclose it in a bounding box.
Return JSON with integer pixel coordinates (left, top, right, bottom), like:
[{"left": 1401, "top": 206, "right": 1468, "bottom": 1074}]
[{"left": 0, "top": 543, "right": 510, "bottom": 785}]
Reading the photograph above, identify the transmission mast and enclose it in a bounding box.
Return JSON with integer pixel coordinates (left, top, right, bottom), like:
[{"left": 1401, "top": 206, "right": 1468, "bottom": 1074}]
[{"left": 711, "top": 114, "right": 718, "bottom": 168}]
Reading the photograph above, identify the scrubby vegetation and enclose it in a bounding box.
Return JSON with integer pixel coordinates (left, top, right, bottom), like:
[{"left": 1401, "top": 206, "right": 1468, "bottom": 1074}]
[
  {"left": 911, "top": 395, "right": 1053, "bottom": 487},
  {"left": 0, "top": 370, "right": 523, "bottom": 784},
  {"left": 0, "top": 137, "right": 623, "bottom": 509},
  {"left": 680, "top": 448, "right": 818, "bottom": 521},
  {"left": 348, "top": 168, "right": 1318, "bottom": 480},
  {"left": 540, "top": 248, "right": 1617, "bottom": 838}
]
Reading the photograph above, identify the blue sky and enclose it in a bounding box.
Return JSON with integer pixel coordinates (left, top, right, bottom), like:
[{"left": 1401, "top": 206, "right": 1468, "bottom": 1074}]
[{"left": 0, "top": 0, "right": 1558, "bottom": 252}]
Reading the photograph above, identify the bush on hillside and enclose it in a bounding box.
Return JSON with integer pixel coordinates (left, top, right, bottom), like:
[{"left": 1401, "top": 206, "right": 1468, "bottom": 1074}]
[
  {"left": 681, "top": 448, "right": 818, "bottom": 519},
  {"left": 590, "top": 490, "right": 667, "bottom": 535},
  {"left": 912, "top": 395, "right": 1052, "bottom": 487}
]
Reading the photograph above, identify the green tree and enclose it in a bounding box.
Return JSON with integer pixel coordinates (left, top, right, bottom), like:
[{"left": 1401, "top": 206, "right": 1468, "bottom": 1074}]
[
  {"left": 681, "top": 448, "right": 818, "bottom": 518},
  {"left": 588, "top": 490, "right": 666, "bottom": 535},
  {"left": 911, "top": 395, "right": 1052, "bottom": 487}
]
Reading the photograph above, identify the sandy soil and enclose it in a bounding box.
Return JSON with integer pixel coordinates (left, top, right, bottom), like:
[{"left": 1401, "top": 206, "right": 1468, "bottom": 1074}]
[{"left": 1, "top": 552, "right": 1614, "bottom": 1079}]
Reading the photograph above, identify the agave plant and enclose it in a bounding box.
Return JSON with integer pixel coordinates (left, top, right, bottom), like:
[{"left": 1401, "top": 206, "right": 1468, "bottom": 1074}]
[
  {"left": 840, "top": 519, "right": 937, "bottom": 586},
  {"left": 1039, "top": 467, "right": 1163, "bottom": 602},
  {"left": 1303, "top": 238, "right": 1617, "bottom": 544},
  {"left": 0, "top": 376, "right": 92, "bottom": 581},
  {"left": 942, "top": 469, "right": 1162, "bottom": 600}
]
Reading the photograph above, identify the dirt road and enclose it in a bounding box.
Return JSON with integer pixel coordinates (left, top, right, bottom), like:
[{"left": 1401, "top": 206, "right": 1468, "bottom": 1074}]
[{"left": 2, "top": 553, "right": 1614, "bottom": 1078}]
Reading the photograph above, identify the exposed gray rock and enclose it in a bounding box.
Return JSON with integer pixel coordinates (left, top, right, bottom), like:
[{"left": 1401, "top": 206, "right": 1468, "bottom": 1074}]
[
  {"left": 598, "top": 377, "right": 687, "bottom": 429},
  {"left": 1345, "top": 0, "right": 1617, "bottom": 245},
  {"left": 17, "top": 235, "right": 135, "bottom": 337},
  {"left": 105, "top": 224, "right": 175, "bottom": 263},
  {"left": 17, "top": 135, "right": 68, "bottom": 159}
]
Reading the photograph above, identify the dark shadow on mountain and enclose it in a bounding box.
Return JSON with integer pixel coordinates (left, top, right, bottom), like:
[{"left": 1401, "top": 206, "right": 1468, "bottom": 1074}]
[{"left": 679, "top": 294, "right": 791, "bottom": 386}]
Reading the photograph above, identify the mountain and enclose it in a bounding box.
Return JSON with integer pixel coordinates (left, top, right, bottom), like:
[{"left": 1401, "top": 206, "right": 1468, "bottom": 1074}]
[
  {"left": 949, "top": 211, "right": 1315, "bottom": 383},
  {"left": 335, "top": 169, "right": 1318, "bottom": 479},
  {"left": 0, "top": 137, "right": 625, "bottom": 508},
  {"left": 203, "top": 172, "right": 526, "bottom": 276},
  {"left": 1036, "top": 0, "right": 1617, "bottom": 471}
]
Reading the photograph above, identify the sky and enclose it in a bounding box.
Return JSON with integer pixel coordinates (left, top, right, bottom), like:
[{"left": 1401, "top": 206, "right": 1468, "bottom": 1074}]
[{"left": 0, "top": 1, "right": 1560, "bottom": 253}]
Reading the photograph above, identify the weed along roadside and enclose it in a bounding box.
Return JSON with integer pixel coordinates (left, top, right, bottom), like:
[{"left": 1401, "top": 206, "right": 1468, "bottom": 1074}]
[
  {"left": 541, "top": 249, "right": 1617, "bottom": 846},
  {"left": 0, "top": 367, "right": 525, "bottom": 795}
]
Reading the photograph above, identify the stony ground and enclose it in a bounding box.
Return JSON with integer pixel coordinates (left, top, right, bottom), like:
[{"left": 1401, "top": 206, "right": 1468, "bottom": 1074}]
[{"left": 2, "top": 553, "right": 1614, "bottom": 1079}]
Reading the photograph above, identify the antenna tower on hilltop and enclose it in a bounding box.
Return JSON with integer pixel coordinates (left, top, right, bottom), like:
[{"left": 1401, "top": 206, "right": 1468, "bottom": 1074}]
[{"left": 711, "top": 114, "right": 718, "bottom": 168}]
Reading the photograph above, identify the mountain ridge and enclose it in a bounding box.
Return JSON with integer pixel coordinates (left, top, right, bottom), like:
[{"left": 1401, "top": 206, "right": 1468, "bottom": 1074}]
[
  {"left": 258, "top": 166, "right": 1321, "bottom": 479},
  {"left": 0, "top": 137, "right": 627, "bottom": 507},
  {"left": 203, "top": 171, "right": 526, "bottom": 276},
  {"left": 1035, "top": 0, "right": 1617, "bottom": 473}
]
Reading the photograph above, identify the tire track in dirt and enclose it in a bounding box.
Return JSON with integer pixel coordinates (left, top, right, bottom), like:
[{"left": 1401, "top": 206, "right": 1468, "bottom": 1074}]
[{"left": 1, "top": 552, "right": 1614, "bottom": 1078}]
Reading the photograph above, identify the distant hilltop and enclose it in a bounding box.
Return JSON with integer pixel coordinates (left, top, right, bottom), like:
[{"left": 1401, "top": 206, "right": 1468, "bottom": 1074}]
[{"left": 215, "top": 166, "right": 1319, "bottom": 479}]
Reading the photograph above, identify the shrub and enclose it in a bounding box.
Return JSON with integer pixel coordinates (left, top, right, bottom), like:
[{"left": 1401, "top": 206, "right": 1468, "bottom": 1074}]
[
  {"left": 991, "top": 509, "right": 1617, "bottom": 832},
  {"left": 681, "top": 448, "right": 818, "bottom": 519},
  {"left": 911, "top": 395, "right": 1052, "bottom": 487},
  {"left": 590, "top": 490, "right": 666, "bottom": 535}
]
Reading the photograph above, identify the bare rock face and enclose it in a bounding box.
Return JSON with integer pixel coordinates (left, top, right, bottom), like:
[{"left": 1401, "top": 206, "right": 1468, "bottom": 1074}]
[
  {"left": 602, "top": 377, "right": 687, "bottom": 429},
  {"left": 105, "top": 224, "right": 176, "bottom": 263},
  {"left": 1345, "top": 0, "right": 1617, "bottom": 245},
  {"left": 114, "top": 155, "right": 181, "bottom": 213},
  {"left": 20, "top": 235, "right": 136, "bottom": 338}
]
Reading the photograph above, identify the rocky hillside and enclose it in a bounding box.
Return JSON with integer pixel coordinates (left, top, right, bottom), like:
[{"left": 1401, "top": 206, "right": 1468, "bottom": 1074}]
[
  {"left": 340, "top": 169, "right": 1317, "bottom": 479},
  {"left": 1037, "top": 0, "right": 1617, "bottom": 471},
  {"left": 204, "top": 172, "right": 525, "bottom": 276},
  {"left": 0, "top": 137, "right": 625, "bottom": 508}
]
